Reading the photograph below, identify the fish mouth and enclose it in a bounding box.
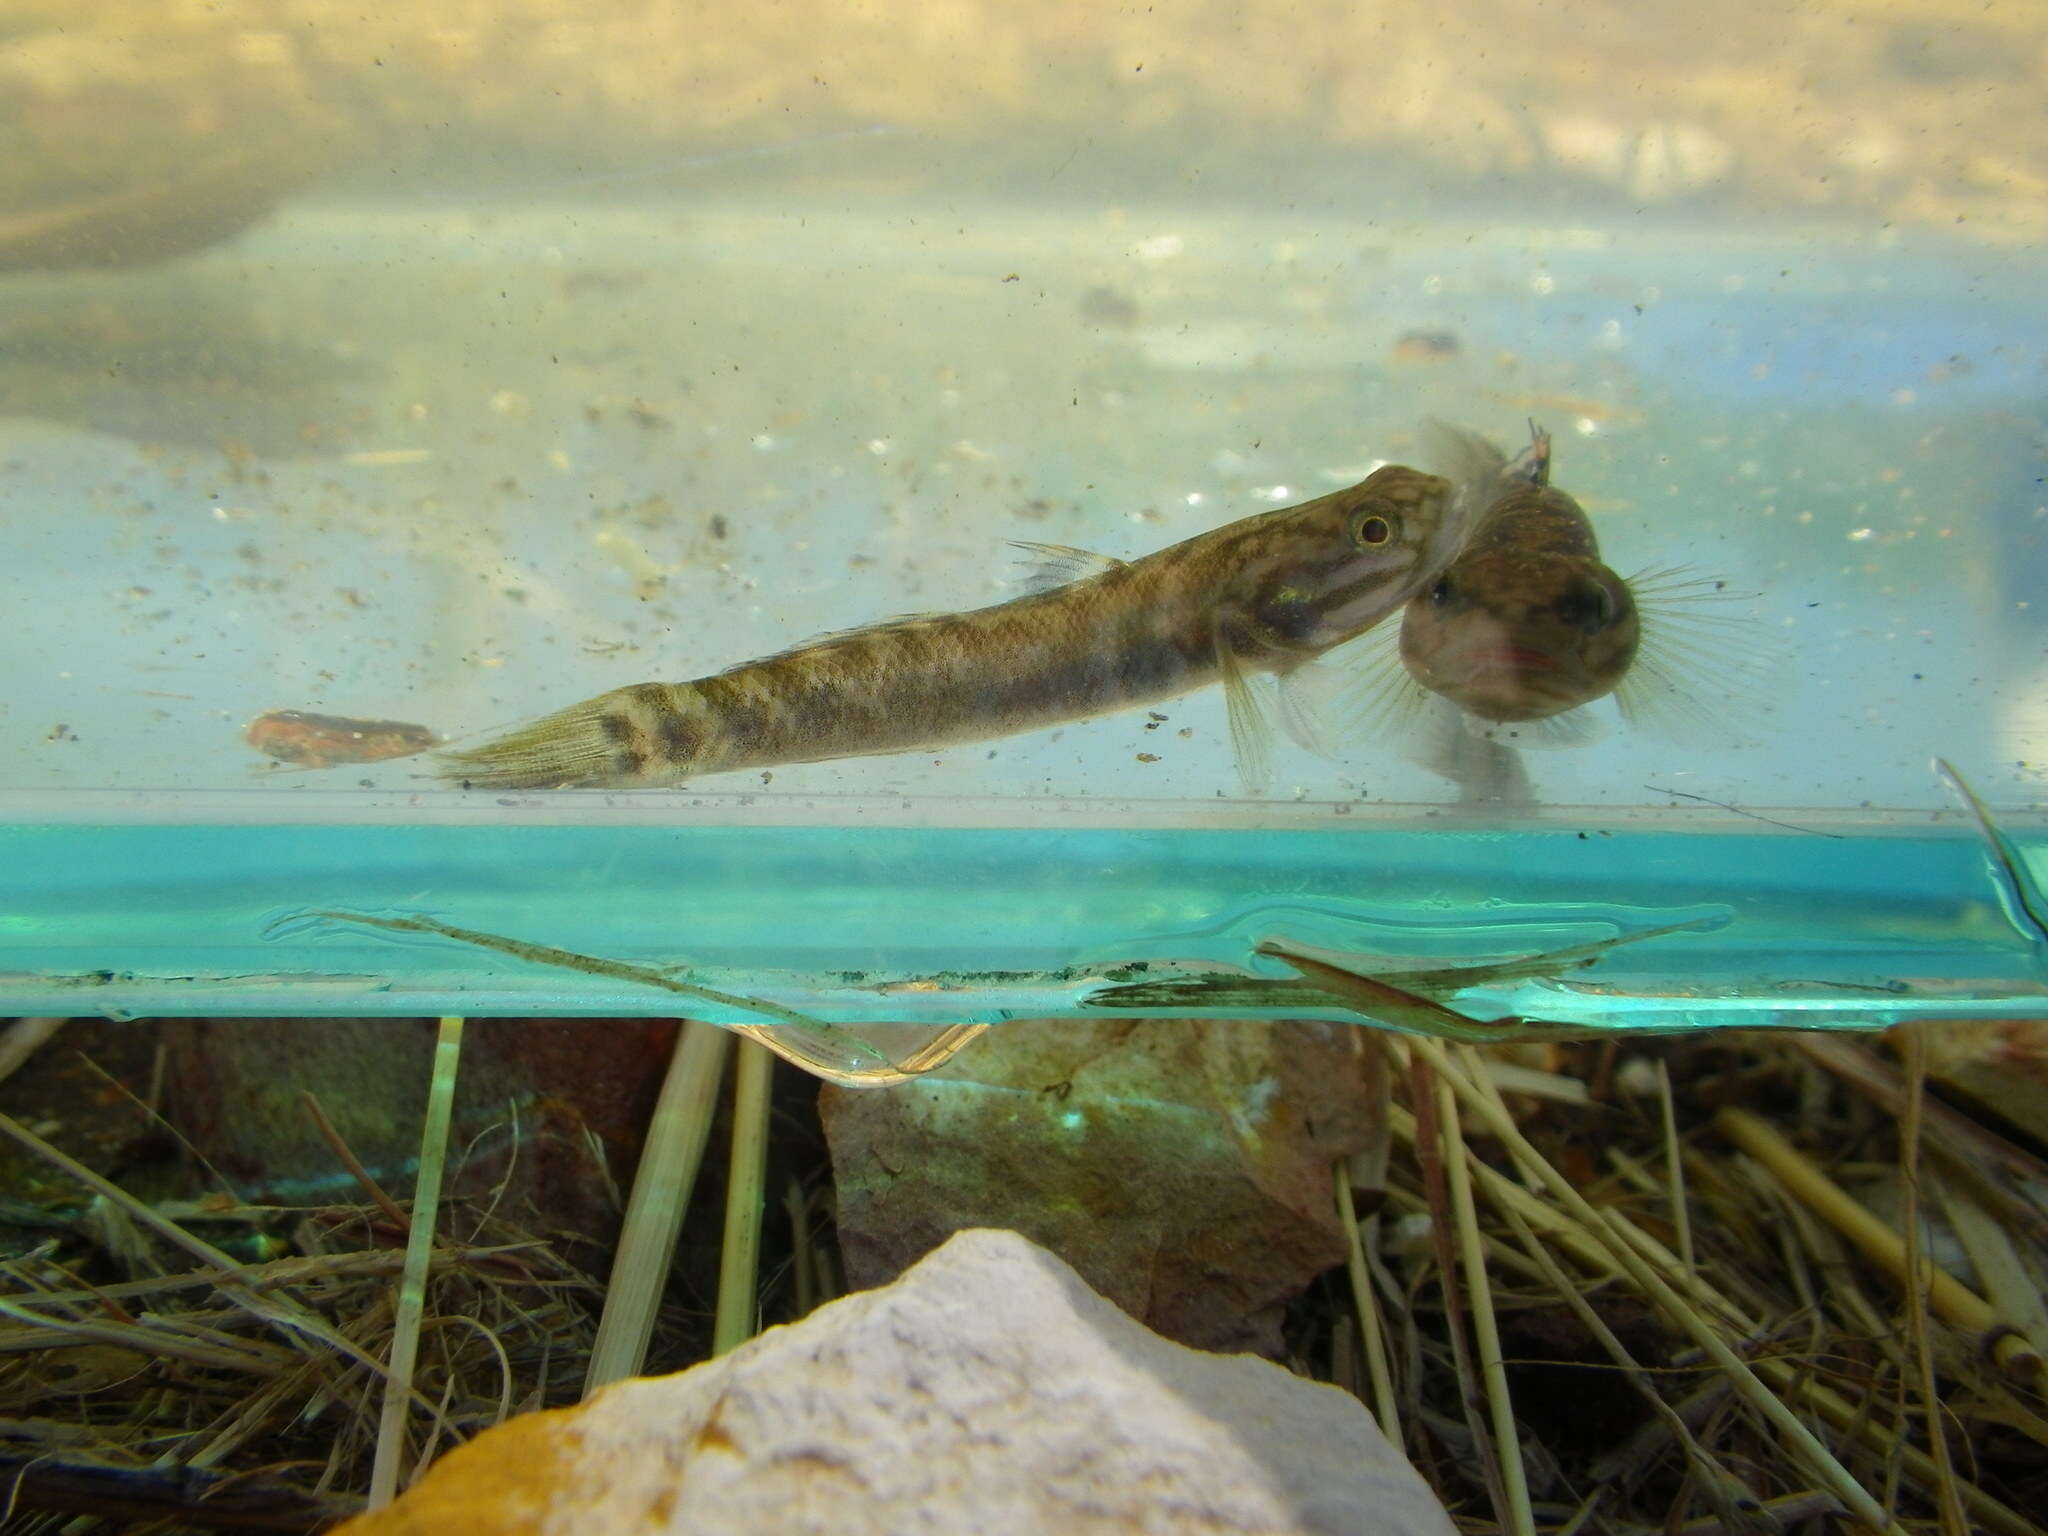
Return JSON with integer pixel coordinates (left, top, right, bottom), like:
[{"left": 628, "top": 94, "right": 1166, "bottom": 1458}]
[
  {"left": 1461, "top": 644, "right": 1562, "bottom": 675},
  {"left": 1426, "top": 641, "right": 1588, "bottom": 719}
]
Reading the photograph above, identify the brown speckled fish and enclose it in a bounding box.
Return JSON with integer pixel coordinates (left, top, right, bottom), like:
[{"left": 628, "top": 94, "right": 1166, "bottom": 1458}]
[
  {"left": 1400, "top": 422, "right": 1641, "bottom": 730},
  {"left": 1368, "top": 422, "right": 1751, "bottom": 788},
  {"left": 439, "top": 464, "right": 1463, "bottom": 790}
]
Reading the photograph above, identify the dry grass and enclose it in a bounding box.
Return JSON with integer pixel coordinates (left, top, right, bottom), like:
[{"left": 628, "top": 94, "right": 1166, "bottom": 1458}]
[
  {"left": 0, "top": 1095, "right": 602, "bottom": 1531},
  {"left": 0, "top": 1018, "right": 2042, "bottom": 1532},
  {"left": 1310, "top": 1027, "right": 2048, "bottom": 1535}
]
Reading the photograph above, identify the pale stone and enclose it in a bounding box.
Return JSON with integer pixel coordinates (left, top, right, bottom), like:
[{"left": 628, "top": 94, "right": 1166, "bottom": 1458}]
[{"left": 339, "top": 1228, "right": 1453, "bottom": 1536}]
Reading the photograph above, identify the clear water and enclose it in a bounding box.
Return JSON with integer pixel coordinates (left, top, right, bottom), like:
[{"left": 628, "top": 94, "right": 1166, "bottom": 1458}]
[
  {"left": 2, "top": 9, "right": 2044, "bottom": 1050},
  {"left": 3, "top": 800, "right": 2041, "bottom": 1044}
]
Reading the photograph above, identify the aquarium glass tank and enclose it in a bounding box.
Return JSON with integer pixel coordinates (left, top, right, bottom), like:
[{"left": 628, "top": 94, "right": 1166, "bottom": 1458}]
[{"left": 2, "top": 0, "right": 2043, "bottom": 1074}]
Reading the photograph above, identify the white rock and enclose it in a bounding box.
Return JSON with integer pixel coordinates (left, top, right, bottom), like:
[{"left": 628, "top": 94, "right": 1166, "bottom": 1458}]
[{"left": 344, "top": 1227, "right": 1455, "bottom": 1536}]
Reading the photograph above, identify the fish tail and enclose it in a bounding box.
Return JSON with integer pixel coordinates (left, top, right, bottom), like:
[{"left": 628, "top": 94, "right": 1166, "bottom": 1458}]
[{"left": 436, "top": 682, "right": 709, "bottom": 788}]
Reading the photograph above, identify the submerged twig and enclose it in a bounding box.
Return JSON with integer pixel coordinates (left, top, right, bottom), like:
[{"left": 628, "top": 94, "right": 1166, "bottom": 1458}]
[
  {"left": 1641, "top": 784, "right": 1845, "bottom": 838},
  {"left": 1936, "top": 757, "right": 2048, "bottom": 943},
  {"left": 285, "top": 908, "right": 825, "bottom": 1031},
  {"left": 1254, "top": 917, "right": 1722, "bottom": 1044},
  {"left": 283, "top": 908, "right": 984, "bottom": 1086}
]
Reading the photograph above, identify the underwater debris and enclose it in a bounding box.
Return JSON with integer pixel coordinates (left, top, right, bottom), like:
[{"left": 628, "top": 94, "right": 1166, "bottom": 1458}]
[
  {"left": 245, "top": 709, "right": 439, "bottom": 769},
  {"left": 1390, "top": 329, "right": 1462, "bottom": 364},
  {"left": 1085, "top": 917, "right": 1724, "bottom": 1042},
  {"left": 274, "top": 908, "right": 985, "bottom": 1087},
  {"left": 1937, "top": 756, "right": 2048, "bottom": 945},
  {"left": 1642, "top": 783, "right": 1843, "bottom": 837}
]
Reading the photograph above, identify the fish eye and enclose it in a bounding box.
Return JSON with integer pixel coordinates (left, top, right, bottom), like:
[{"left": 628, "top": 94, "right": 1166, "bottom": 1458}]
[
  {"left": 1351, "top": 511, "right": 1399, "bottom": 548},
  {"left": 1429, "top": 576, "right": 1454, "bottom": 606}
]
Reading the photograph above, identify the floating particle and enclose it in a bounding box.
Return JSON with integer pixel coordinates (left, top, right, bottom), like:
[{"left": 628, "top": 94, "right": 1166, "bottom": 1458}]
[
  {"left": 1079, "top": 286, "right": 1141, "bottom": 328},
  {"left": 1391, "top": 330, "right": 1461, "bottom": 364}
]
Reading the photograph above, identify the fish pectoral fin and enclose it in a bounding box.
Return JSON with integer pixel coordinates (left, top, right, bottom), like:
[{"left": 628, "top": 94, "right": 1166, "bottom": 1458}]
[
  {"left": 1472, "top": 705, "right": 1608, "bottom": 751},
  {"left": 1216, "top": 639, "right": 1275, "bottom": 796},
  {"left": 1271, "top": 662, "right": 1343, "bottom": 759},
  {"left": 1614, "top": 566, "right": 1772, "bottom": 748},
  {"left": 1007, "top": 541, "right": 1127, "bottom": 594},
  {"left": 1315, "top": 621, "right": 1433, "bottom": 748}
]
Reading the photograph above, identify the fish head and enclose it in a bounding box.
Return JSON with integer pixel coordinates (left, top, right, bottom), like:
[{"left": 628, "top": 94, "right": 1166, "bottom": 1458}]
[
  {"left": 1226, "top": 465, "right": 1463, "bottom": 656},
  {"left": 1399, "top": 549, "right": 1640, "bottom": 721}
]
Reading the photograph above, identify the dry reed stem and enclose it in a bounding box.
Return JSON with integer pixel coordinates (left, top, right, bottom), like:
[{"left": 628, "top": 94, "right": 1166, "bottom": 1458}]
[
  {"left": 0, "top": 1017, "right": 65, "bottom": 1086},
  {"left": 1936, "top": 1173, "right": 2048, "bottom": 1363},
  {"left": 369, "top": 1015, "right": 464, "bottom": 1508},
  {"left": 713, "top": 1036, "right": 775, "bottom": 1356},
  {"left": 1498, "top": 1199, "right": 1788, "bottom": 1528},
  {"left": 1402, "top": 1037, "right": 1901, "bottom": 1534},
  {"left": 585, "top": 1020, "right": 732, "bottom": 1392},
  {"left": 1335, "top": 1164, "right": 1399, "bottom": 1439},
  {"left": 1896, "top": 1027, "right": 1970, "bottom": 1536},
  {"left": 0, "top": 1296, "right": 288, "bottom": 1373},
  {"left": 1655, "top": 1060, "right": 1695, "bottom": 1279},
  {"left": 301, "top": 1090, "right": 410, "bottom": 1232},
  {"left": 785, "top": 1179, "right": 817, "bottom": 1320},
  {"left": 1437, "top": 1065, "right": 1534, "bottom": 1536},
  {"left": 1408, "top": 1053, "right": 1513, "bottom": 1527},
  {"left": 1715, "top": 1106, "right": 2047, "bottom": 1392},
  {"left": 1791, "top": 1035, "right": 2048, "bottom": 1202}
]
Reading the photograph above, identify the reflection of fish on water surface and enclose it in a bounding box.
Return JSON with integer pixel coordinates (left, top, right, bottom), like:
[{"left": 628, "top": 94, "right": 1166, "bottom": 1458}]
[
  {"left": 438, "top": 465, "right": 1465, "bottom": 791},
  {"left": 1357, "top": 421, "right": 1759, "bottom": 799}
]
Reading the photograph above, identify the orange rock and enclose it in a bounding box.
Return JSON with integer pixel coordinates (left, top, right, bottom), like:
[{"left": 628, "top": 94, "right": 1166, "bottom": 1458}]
[{"left": 336, "top": 1408, "right": 576, "bottom": 1535}]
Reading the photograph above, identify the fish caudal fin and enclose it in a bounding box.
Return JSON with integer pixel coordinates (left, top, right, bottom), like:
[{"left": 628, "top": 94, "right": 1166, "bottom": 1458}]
[{"left": 437, "top": 684, "right": 693, "bottom": 789}]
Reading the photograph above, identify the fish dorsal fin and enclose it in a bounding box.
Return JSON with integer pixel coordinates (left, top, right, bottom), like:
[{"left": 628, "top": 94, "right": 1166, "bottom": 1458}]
[
  {"left": 1416, "top": 419, "right": 1513, "bottom": 519},
  {"left": 1007, "top": 541, "right": 1127, "bottom": 594},
  {"left": 770, "top": 611, "right": 954, "bottom": 656}
]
